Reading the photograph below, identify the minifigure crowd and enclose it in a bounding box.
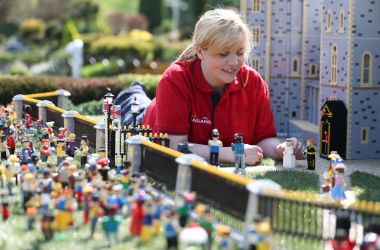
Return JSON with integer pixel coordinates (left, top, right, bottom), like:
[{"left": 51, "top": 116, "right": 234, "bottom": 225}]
[{"left": 0, "top": 104, "right": 243, "bottom": 249}]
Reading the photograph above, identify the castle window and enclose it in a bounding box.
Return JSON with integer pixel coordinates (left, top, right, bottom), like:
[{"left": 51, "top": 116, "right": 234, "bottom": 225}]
[
  {"left": 361, "top": 127, "right": 369, "bottom": 144},
  {"left": 310, "top": 64, "right": 318, "bottom": 77},
  {"left": 331, "top": 45, "right": 337, "bottom": 84},
  {"left": 252, "top": 26, "right": 260, "bottom": 44},
  {"left": 327, "top": 10, "right": 332, "bottom": 32},
  {"left": 291, "top": 57, "right": 299, "bottom": 76},
  {"left": 338, "top": 10, "right": 344, "bottom": 33},
  {"left": 252, "top": 58, "right": 260, "bottom": 71},
  {"left": 252, "top": 0, "right": 261, "bottom": 12},
  {"left": 361, "top": 52, "right": 372, "bottom": 87}
]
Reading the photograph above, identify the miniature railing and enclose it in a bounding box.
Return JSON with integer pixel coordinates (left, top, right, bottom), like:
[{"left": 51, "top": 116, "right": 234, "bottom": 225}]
[{"left": 13, "top": 91, "right": 380, "bottom": 247}]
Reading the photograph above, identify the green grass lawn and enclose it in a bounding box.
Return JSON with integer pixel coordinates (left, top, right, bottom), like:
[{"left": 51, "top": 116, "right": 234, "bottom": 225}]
[
  {"left": 249, "top": 170, "right": 320, "bottom": 193},
  {"left": 350, "top": 171, "right": 380, "bottom": 202}
]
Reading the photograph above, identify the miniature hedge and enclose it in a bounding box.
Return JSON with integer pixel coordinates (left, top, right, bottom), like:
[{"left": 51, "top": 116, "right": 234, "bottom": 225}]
[
  {"left": 0, "top": 76, "right": 123, "bottom": 105},
  {"left": 0, "top": 74, "right": 163, "bottom": 106}
]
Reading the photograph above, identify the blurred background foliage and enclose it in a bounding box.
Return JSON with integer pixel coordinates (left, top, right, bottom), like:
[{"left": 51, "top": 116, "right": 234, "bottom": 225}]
[{"left": 0, "top": 0, "right": 239, "bottom": 112}]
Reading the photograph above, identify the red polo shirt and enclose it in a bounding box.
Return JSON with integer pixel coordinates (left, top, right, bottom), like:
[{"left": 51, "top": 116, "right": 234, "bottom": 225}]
[{"left": 142, "top": 59, "right": 276, "bottom": 146}]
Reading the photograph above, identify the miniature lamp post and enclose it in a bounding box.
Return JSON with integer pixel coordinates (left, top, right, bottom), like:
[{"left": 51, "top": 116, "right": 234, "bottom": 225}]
[
  {"left": 103, "top": 92, "right": 114, "bottom": 160},
  {"left": 112, "top": 104, "right": 122, "bottom": 174},
  {"left": 131, "top": 96, "right": 140, "bottom": 134}
]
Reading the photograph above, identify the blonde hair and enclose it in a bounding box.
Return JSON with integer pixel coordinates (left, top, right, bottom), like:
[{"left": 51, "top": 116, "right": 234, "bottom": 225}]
[{"left": 177, "top": 8, "right": 252, "bottom": 62}]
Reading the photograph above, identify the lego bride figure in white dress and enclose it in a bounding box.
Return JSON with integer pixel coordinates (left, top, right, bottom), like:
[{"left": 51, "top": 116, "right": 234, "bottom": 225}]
[{"left": 283, "top": 138, "right": 296, "bottom": 168}]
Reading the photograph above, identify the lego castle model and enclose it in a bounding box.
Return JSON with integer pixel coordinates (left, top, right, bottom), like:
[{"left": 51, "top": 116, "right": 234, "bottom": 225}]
[{"left": 241, "top": 0, "right": 380, "bottom": 159}]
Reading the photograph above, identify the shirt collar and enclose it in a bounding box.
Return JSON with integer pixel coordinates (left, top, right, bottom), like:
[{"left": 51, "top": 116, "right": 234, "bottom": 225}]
[{"left": 193, "top": 59, "right": 244, "bottom": 94}]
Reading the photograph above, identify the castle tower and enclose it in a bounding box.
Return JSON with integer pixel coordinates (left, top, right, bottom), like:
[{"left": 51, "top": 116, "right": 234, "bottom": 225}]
[{"left": 320, "top": 0, "right": 380, "bottom": 159}]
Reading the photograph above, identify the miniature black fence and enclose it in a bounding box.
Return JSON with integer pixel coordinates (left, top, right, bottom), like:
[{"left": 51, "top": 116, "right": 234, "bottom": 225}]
[
  {"left": 191, "top": 167, "right": 249, "bottom": 220},
  {"left": 257, "top": 193, "right": 380, "bottom": 244},
  {"left": 140, "top": 144, "right": 179, "bottom": 190}
]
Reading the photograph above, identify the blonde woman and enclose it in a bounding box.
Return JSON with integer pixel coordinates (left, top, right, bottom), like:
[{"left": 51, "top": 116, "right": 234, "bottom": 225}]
[{"left": 119, "top": 8, "right": 303, "bottom": 164}]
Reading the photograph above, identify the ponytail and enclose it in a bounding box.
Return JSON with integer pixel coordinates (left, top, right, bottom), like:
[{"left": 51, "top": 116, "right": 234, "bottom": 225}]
[{"left": 176, "top": 44, "right": 197, "bottom": 62}]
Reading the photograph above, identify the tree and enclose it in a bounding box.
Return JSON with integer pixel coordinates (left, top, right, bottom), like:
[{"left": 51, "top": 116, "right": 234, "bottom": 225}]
[
  {"left": 139, "top": 0, "right": 162, "bottom": 31},
  {"left": 0, "top": 0, "right": 11, "bottom": 22}
]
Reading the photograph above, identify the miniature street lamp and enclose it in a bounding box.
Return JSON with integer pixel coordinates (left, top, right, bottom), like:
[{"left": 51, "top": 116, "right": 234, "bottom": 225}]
[
  {"left": 103, "top": 91, "right": 114, "bottom": 160},
  {"left": 131, "top": 96, "right": 140, "bottom": 133}
]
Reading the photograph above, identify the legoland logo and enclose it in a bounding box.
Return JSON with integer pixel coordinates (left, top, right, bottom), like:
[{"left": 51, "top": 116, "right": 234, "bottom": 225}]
[{"left": 191, "top": 114, "right": 211, "bottom": 125}]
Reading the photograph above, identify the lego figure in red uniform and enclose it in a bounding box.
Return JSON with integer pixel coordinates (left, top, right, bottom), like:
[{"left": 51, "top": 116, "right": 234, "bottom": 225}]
[
  {"left": 40, "top": 139, "right": 51, "bottom": 162},
  {"left": 130, "top": 190, "right": 147, "bottom": 236},
  {"left": 6, "top": 130, "right": 16, "bottom": 155}
]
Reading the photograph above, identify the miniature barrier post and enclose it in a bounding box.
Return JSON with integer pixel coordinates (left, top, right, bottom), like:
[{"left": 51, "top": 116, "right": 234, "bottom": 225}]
[
  {"left": 175, "top": 154, "right": 206, "bottom": 196},
  {"left": 126, "top": 135, "right": 148, "bottom": 173},
  {"left": 244, "top": 180, "right": 282, "bottom": 249},
  {"left": 12, "top": 94, "right": 24, "bottom": 120},
  {"left": 56, "top": 89, "right": 71, "bottom": 110},
  {"left": 37, "top": 100, "right": 55, "bottom": 123},
  {"left": 94, "top": 123, "right": 105, "bottom": 154},
  {"left": 62, "top": 110, "right": 78, "bottom": 135}
]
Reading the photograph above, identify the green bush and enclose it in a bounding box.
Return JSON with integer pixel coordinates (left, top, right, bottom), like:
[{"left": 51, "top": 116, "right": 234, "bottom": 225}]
[
  {"left": 9, "top": 64, "right": 31, "bottom": 76},
  {"left": 90, "top": 30, "right": 155, "bottom": 61},
  {"left": 68, "top": 99, "right": 102, "bottom": 115},
  {"left": 20, "top": 18, "right": 46, "bottom": 42},
  {"left": 0, "top": 22, "right": 19, "bottom": 37},
  {"left": 118, "top": 73, "right": 161, "bottom": 99},
  {"left": 0, "top": 51, "right": 16, "bottom": 63},
  {"left": 0, "top": 76, "right": 56, "bottom": 105},
  {"left": 81, "top": 60, "right": 125, "bottom": 77}
]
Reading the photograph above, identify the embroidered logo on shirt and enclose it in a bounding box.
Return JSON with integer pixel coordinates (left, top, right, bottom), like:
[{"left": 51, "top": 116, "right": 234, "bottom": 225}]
[{"left": 191, "top": 114, "right": 211, "bottom": 125}]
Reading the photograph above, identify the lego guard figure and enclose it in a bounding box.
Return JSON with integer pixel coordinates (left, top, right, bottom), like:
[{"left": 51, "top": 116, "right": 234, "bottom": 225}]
[{"left": 306, "top": 139, "right": 316, "bottom": 170}]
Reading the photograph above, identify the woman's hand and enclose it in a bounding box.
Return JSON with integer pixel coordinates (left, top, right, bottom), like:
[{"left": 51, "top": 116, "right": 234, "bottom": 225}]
[
  {"left": 276, "top": 138, "right": 304, "bottom": 160},
  {"left": 244, "top": 144, "right": 263, "bottom": 165}
]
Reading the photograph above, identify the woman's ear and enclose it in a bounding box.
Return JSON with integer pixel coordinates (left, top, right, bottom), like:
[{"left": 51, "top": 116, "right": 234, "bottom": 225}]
[{"left": 195, "top": 46, "right": 203, "bottom": 59}]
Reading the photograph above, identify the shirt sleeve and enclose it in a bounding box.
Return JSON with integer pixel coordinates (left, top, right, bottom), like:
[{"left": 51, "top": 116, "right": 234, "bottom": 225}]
[
  {"left": 251, "top": 71, "right": 277, "bottom": 144},
  {"left": 155, "top": 64, "right": 191, "bottom": 134}
]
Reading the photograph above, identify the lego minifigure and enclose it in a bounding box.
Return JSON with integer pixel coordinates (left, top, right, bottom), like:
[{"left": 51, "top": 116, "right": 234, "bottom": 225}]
[
  {"left": 7, "top": 154, "right": 20, "bottom": 186},
  {"left": 141, "top": 200, "right": 154, "bottom": 242},
  {"left": 58, "top": 127, "right": 67, "bottom": 139},
  {"left": 130, "top": 189, "right": 147, "bottom": 236},
  {"left": 0, "top": 135, "right": 7, "bottom": 163},
  {"left": 6, "top": 130, "right": 16, "bottom": 155},
  {"left": 54, "top": 188, "right": 78, "bottom": 231},
  {"left": 163, "top": 208, "right": 179, "bottom": 250},
  {"left": 97, "top": 157, "right": 110, "bottom": 182},
  {"left": 196, "top": 204, "right": 214, "bottom": 249},
  {"left": 66, "top": 133, "right": 77, "bottom": 157},
  {"left": 4, "top": 164, "right": 13, "bottom": 195},
  {"left": 283, "top": 138, "right": 296, "bottom": 168},
  {"left": 41, "top": 212, "right": 55, "bottom": 241},
  {"left": 231, "top": 133, "right": 245, "bottom": 175},
  {"left": 40, "top": 139, "right": 51, "bottom": 162},
  {"left": 208, "top": 128, "right": 223, "bottom": 166},
  {"left": 306, "top": 139, "right": 316, "bottom": 170},
  {"left": 89, "top": 192, "right": 104, "bottom": 238},
  {"left": 101, "top": 206, "right": 122, "bottom": 246},
  {"left": 177, "top": 191, "right": 196, "bottom": 228},
  {"left": 56, "top": 138, "right": 66, "bottom": 167},
  {"left": 216, "top": 225, "right": 234, "bottom": 250},
  {"left": 331, "top": 162, "right": 347, "bottom": 201},
  {"left": 77, "top": 134, "right": 89, "bottom": 168},
  {"left": 326, "top": 216, "right": 356, "bottom": 250},
  {"left": 1, "top": 191, "right": 10, "bottom": 221}
]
